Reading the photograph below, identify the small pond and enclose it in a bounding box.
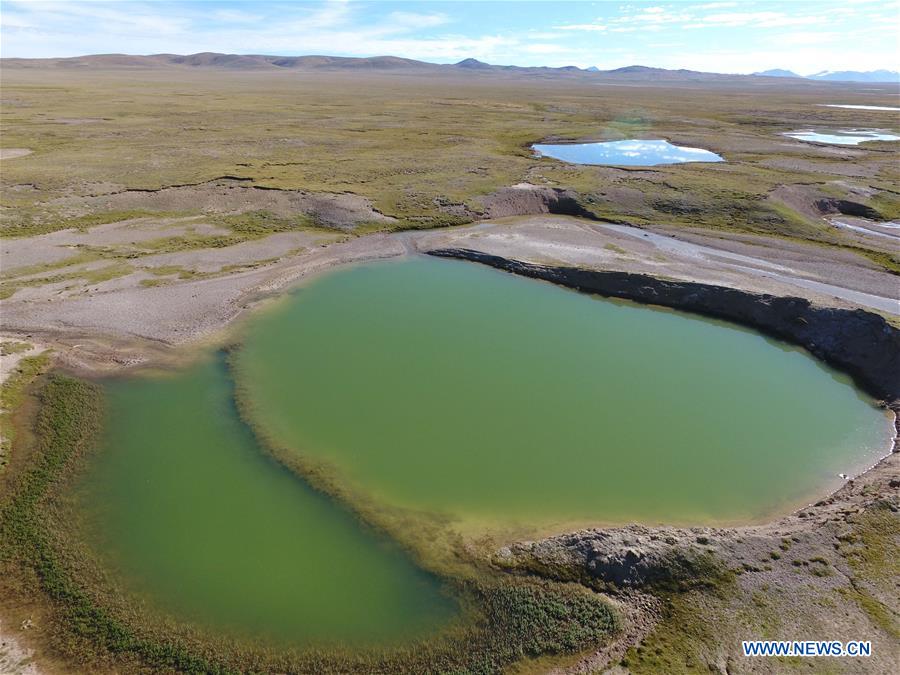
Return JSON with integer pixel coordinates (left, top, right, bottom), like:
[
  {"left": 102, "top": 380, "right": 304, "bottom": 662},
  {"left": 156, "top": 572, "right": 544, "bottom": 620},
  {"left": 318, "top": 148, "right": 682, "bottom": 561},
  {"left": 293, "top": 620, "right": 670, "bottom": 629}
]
[
  {"left": 785, "top": 129, "right": 900, "bottom": 145},
  {"left": 532, "top": 139, "right": 724, "bottom": 166},
  {"left": 820, "top": 104, "right": 900, "bottom": 112}
]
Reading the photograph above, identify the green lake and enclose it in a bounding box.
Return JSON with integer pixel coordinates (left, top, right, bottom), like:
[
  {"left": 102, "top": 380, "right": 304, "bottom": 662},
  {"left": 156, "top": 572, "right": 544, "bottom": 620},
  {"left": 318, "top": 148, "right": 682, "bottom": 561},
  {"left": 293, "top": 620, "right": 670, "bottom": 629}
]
[
  {"left": 235, "top": 257, "right": 891, "bottom": 528},
  {"left": 76, "top": 255, "right": 892, "bottom": 645},
  {"left": 76, "top": 353, "right": 456, "bottom": 645}
]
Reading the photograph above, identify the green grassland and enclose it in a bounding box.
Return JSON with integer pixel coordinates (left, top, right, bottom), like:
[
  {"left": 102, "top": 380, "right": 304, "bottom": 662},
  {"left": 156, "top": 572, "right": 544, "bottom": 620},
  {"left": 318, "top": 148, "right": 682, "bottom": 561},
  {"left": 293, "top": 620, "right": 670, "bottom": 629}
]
[{"left": 2, "top": 68, "right": 898, "bottom": 271}]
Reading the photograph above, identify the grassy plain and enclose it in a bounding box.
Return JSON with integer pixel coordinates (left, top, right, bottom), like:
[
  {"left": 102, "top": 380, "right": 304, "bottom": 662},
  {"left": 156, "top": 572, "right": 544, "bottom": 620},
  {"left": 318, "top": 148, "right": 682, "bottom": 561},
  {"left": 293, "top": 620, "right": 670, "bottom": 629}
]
[{"left": 2, "top": 68, "right": 899, "bottom": 257}]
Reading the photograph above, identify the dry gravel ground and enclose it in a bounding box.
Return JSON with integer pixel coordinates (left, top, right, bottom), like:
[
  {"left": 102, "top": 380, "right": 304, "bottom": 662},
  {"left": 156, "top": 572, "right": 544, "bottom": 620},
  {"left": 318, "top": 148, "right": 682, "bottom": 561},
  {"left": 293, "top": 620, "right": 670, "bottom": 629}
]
[{"left": 415, "top": 216, "right": 899, "bottom": 314}]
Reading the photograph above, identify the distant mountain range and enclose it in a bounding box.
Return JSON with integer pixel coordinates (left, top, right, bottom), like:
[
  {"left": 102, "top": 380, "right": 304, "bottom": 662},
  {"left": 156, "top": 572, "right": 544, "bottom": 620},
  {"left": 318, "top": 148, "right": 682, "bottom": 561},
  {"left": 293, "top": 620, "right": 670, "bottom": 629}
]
[
  {"left": 3, "top": 53, "right": 898, "bottom": 86},
  {"left": 754, "top": 68, "right": 900, "bottom": 83}
]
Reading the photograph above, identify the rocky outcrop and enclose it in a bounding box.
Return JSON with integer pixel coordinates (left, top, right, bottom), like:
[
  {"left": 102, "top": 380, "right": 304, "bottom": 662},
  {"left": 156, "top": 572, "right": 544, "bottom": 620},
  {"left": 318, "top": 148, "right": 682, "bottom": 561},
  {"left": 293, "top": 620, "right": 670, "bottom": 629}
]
[
  {"left": 497, "top": 526, "right": 733, "bottom": 590},
  {"left": 427, "top": 249, "right": 900, "bottom": 401},
  {"left": 815, "top": 198, "right": 883, "bottom": 220},
  {"left": 479, "top": 185, "right": 598, "bottom": 220}
]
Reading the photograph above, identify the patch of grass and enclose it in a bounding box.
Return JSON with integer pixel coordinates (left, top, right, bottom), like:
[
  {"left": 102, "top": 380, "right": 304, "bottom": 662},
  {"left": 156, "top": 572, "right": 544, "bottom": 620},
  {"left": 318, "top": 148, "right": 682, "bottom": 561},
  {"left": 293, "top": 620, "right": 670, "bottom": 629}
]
[
  {"left": 0, "top": 351, "right": 51, "bottom": 465},
  {"left": 0, "top": 210, "right": 166, "bottom": 238},
  {"left": 618, "top": 547, "right": 739, "bottom": 673},
  {"left": 837, "top": 502, "right": 900, "bottom": 637},
  {"left": 133, "top": 211, "right": 338, "bottom": 254},
  {"left": 0, "top": 263, "right": 134, "bottom": 299},
  {"left": 143, "top": 264, "right": 198, "bottom": 279},
  {"left": 647, "top": 550, "right": 735, "bottom": 594},
  {"left": 853, "top": 247, "right": 900, "bottom": 275},
  {"left": 621, "top": 592, "right": 718, "bottom": 674},
  {"left": 139, "top": 232, "right": 245, "bottom": 252},
  {"left": 0, "top": 251, "right": 104, "bottom": 281},
  {"left": 0, "top": 341, "right": 32, "bottom": 356},
  {"left": 210, "top": 209, "right": 322, "bottom": 235},
  {"left": 841, "top": 502, "right": 899, "bottom": 582},
  {"left": 847, "top": 587, "right": 898, "bottom": 639}
]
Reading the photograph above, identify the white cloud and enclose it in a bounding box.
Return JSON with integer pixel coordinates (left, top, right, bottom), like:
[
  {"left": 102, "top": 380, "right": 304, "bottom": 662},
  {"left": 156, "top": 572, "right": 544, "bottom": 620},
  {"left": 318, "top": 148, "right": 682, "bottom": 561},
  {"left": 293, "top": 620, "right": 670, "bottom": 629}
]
[
  {"left": 688, "top": 11, "right": 828, "bottom": 28},
  {"left": 555, "top": 23, "right": 608, "bottom": 32},
  {"left": 386, "top": 11, "right": 450, "bottom": 30},
  {"left": 692, "top": 2, "right": 739, "bottom": 9},
  {"left": 212, "top": 9, "right": 264, "bottom": 24},
  {"left": 1, "top": 0, "right": 467, "bottom": 60},
  {"left": 522, "top": 43, "right": 571, "bottom": 54}
]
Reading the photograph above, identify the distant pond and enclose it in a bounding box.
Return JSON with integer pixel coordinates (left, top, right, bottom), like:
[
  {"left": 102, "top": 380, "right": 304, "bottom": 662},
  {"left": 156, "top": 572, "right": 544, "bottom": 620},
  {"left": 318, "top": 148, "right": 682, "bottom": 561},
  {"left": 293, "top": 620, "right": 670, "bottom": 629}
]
[
  {"left": 820, "top": 104, "right": 900, "bottom": 112},
  {"left": 532, "top": 139, "right": 724, "bottom": 166},
  {"left": 785, "top": 129, "right": 900, "bottom": 145}
]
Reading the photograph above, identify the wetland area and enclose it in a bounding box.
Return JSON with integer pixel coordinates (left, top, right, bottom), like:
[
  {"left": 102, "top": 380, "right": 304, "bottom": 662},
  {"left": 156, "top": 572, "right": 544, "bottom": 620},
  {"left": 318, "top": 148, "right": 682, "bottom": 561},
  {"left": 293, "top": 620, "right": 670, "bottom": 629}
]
[{"left": 1, "top": 49, "right": 899, "bottom": 675}]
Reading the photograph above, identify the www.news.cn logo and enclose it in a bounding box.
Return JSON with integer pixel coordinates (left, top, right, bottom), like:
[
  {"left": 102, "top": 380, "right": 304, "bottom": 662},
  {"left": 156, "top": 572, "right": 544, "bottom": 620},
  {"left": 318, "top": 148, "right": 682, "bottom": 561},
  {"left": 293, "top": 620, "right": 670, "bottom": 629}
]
[{"left": 742, "top": 640, "right": 871, "bottom": 657}]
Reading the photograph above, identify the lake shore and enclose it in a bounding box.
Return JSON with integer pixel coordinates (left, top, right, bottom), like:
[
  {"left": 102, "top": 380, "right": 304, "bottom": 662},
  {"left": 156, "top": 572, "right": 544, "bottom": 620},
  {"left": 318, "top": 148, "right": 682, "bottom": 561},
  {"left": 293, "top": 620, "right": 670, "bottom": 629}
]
[{"left": 2, "top": 214, "right": 898, "bottom": 673}]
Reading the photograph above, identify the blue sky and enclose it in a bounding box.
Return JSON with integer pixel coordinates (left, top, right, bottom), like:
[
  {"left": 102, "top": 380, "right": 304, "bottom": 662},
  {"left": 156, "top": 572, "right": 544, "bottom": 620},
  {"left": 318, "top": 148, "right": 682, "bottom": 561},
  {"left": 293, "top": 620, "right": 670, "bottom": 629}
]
[{"left": 2, "top": 0, "right": 897, "bottom": 74}]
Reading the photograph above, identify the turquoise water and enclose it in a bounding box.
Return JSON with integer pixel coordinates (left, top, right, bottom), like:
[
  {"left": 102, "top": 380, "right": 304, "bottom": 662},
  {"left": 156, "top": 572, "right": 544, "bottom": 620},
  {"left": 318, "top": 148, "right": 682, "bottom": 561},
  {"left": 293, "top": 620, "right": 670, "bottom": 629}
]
[{"left": 532, "top": 139, "right": 724, "bottom": 166}]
